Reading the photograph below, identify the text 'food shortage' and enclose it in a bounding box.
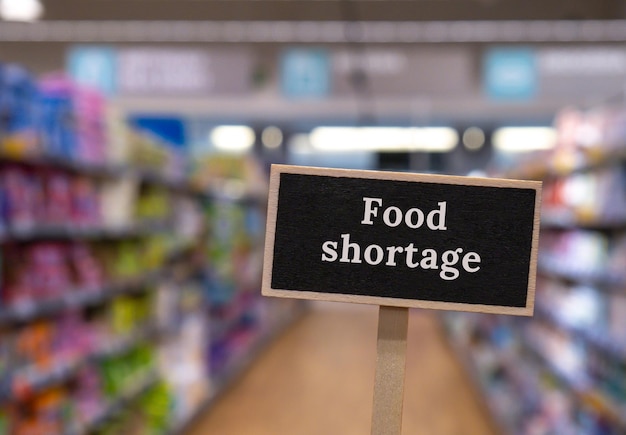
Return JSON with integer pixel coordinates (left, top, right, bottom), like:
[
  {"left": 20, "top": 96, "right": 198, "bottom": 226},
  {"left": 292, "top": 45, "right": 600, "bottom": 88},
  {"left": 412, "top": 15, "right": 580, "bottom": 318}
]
[{"left": 320, "top": 197, "right": 482, "bottom": 281}]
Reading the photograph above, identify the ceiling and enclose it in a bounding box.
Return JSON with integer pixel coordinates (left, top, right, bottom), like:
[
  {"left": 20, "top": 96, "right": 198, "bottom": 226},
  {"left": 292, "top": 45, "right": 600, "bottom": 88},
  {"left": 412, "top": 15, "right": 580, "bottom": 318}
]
[
  {"left": 41, "top": 0, "right": 626, "bottom": 22},
  {"left": 5, "top": 1, "right": 623, "bottom": 127}
]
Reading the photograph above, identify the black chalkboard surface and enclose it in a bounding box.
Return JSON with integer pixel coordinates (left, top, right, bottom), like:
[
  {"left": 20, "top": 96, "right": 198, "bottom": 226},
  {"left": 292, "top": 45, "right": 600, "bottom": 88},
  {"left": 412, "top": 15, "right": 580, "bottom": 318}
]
[{"left": 262, "top": 165, "right": 541, "bottom": 316}]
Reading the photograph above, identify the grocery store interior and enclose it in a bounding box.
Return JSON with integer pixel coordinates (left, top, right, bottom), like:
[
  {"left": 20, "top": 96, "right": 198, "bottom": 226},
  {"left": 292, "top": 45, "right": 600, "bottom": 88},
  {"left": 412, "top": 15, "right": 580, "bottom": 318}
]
[{"left": 2, "top": 1, "right": 626, "bottom": 434}]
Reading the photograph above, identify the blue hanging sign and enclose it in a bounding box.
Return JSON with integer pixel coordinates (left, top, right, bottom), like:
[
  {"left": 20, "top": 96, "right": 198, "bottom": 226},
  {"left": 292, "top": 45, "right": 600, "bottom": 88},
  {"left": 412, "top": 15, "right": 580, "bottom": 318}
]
[
  {"left": 67, "top": 46, "right": 117, "bottom": 95},
  {"left": 483, "top": 47, "right": 537, "bottom": 101},
  {"left": 280, "top": 48, "right": 331, "bottom": 98}
]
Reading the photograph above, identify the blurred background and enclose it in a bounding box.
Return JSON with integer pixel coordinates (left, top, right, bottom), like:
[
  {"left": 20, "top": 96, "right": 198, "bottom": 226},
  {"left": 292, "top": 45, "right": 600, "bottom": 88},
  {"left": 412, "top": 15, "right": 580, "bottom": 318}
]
[{"left": 1, "top": 1, "right": 626, "bottom": 434}]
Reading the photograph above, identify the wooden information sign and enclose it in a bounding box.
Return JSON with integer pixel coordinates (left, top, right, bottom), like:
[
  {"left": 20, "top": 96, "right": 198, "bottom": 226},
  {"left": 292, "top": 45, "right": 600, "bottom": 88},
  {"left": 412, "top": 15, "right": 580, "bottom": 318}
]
[{"left": 262, "top": 164, "right": 542, "bottom": 434}]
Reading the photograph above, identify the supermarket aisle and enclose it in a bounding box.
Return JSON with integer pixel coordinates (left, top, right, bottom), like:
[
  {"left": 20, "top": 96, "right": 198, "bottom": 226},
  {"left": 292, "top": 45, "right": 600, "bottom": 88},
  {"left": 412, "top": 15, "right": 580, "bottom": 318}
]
[{"left": 186, "top": 303, "right": 498, "bottom": 435}]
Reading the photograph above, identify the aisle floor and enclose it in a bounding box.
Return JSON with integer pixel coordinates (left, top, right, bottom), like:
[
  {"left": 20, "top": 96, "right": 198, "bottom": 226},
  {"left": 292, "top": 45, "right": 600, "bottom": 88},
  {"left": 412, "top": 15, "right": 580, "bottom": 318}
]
[{"left": 186, "top": 303, "right": 498, "bottom": 435}]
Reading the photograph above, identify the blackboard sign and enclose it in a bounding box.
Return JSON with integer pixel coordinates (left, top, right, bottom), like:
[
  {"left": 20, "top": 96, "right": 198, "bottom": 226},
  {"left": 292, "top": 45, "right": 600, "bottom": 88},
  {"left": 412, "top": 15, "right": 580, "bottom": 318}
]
[{"left": 262, "top": 165, "right": 541, "bottom": 315}]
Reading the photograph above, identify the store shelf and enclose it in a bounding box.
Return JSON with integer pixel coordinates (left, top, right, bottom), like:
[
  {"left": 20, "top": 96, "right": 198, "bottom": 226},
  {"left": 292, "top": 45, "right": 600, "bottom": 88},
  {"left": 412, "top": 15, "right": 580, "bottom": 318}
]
[
  {"left": 538, "top": 257, "right": 626, "bottom": 288},
  {"left": 1, "top": 324, "right": 159, "bottom": 404},
  {"left": 0, "top": 270, "right": 163, "bottom": 325},
  {"left": 535, "top": 303, "right": 626, "bottom": 361},
  {"left": 2, "top": 357, "right": 83, "bottom": 404},
  {"left": 0, "top": 153, "right": 122, "bottom": 179},
  {"left": 507, "top": 147, "right": 626, "bottom": 181},
  {"left": 165, "top": 238, "right": 199, "bottom": 262},
  {"left": 541, "top": 211, "right": 626, "bottom": 230},
  {"left": 443, "top": 101, "right": 626, "bottom": 434},
  {"left": 0, "top": 221, "right": 173, "bottom": 243},
  {"left": 169, "top": 302, "right": 308, "bottom": 435},
  {"left": 444, "top": 336, "right": 510, "bottom": 435},
  {"left": 209, "top": 293, "right": 259, "bottom": 342},
  {"left": 206, "top": 188, "right": 267, "bottom": 206},
  {"left": 443, "top": 317, "right": 571, "bottom": 435},
  {"left": 66, "top": 370, "right": 160, "bottom": 435},
  {"left": 0, "top": 152, "right": 200, "bottom": 195},
  {"left": 92, "top": 325, "right": 161, "bottom": 360},
  {"left": 522, "top": 332, "right": 626, "bottom": 431},
  {"left": 0, "top": 152, "right": 271, "bottom": 212},
  {"left": 0, "top": 70, "right": 277, "bottom": 435},
  {"left": 447, "top": 316, "right": 626, "bottom": 434},
  {"left": 134, "top": 168, "right": 199, "bottom": 193},
  {"left": 522, "top": 327, "right": 589, "bottom": 387}
]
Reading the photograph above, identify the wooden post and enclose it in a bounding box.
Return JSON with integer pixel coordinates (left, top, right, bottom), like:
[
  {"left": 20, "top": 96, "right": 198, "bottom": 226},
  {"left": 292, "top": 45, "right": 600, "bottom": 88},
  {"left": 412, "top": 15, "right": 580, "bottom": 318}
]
[{"left": 371, "top": 305, "right": 409, "bottom": 435}]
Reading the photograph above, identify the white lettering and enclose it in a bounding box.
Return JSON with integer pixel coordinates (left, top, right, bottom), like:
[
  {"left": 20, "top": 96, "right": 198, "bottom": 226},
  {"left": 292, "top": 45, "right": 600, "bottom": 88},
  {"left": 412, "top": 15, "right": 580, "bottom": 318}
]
[
  {"left": 405, "top": 208, "right": 425, "bottom": 229},
  {"left": 427, "top": 202, "right": 447, "bottom": 230},
  {"left": 340, "top": 233, "right": 362, "bottom": 263},
  {"left": 462, "top": 252, "right": 481, "bottom": 273},
  {"left": 405, "top": 243, "right": 420, "bottom": 268},
  {"left": 385, "top": 246, "right": 404, "bottom": 266},
  {"left": 320, "top": 237, "right": 482, "bottom": 281},
  {"left": 383, "top": 206, "right": 402, "bottom": 227},
  {"left": 364, "top": 244, "right": 384, "bottom": 265},
  {"left": 361, "top": 197, "right": 383, "bottom": 225},
  {"left": 321, "top": 241, "right": 338, "bottom": 262},
  {"left": 440, "top": 248, "right": 463, "bottom": 280},
  {"left": 421, "top": 249, "right": 438, "bottom": 269}
]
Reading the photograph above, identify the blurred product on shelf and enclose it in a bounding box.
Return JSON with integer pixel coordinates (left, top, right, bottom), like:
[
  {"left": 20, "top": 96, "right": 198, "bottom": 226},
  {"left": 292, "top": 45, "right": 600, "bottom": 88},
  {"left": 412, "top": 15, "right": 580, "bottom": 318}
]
[
  {"left": 0, "top": 63, "right": 39, "bottom": 156},
  {"left": 0, "top": 59, "right": 302, "bottom": 435},
  {"left": 0, "top": 298, "right": 162, "bottom": 433},
  {"left": 503, "top": 106, "right": 626, "bottom": 180},
  {"left": 540, "top": 230, "right": 610, "bottom": 277},
  {"left": 191, "top": 154, "right": 269, "bottom": 200},
  {"left": 542, "top": 167, "right": 626, "bottom": 227},
  {"left": 446, "top": 314, "right": 625, "bottom": 435},
  {"left": 204, "top": 199, "right": 265, "bottom": 376},
  {"left": 38, "top": 74, "right": 107, "bottom": 165},
  {"left": 0, "top": 63, "right": 183, "bottom": 179},
  {"left": 448, "top": 104, "right": 626, "bottom": 435},
  {"left": 157, "top": 281, "right": 209, "bottom": 428},
  {"left": 0, "top": 165, "right": 101, "bottom": 232}
]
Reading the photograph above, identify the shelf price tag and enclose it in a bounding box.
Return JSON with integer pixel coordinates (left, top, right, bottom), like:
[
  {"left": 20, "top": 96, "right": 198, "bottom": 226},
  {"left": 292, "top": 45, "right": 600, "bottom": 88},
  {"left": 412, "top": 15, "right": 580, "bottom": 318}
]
[{"left": 262, "top": 164, "right": 542, "bottom": 434}]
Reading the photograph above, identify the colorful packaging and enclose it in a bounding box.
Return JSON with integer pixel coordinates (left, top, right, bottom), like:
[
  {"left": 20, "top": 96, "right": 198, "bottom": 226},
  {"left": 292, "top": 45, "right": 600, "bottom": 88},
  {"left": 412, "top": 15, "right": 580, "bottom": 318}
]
[
  {"left": 44, "top": 171, "right": 73, "bottom": 225},
  {"left": 37, "top": 75, "right": 78, "bottom": 160},
  {"left": 3, "top": 243, "right": 35, "bottom": 306},
  {"left": 73, "top": 366, "right": 104, "bottom": 426},
  {"left": 38, "top": 74, "right": 106, "bottom": 164},
  {"left": 71, "top": 176, "right": 100, "bottom": 227},
  {"left": 0, "top": 63, "right": 39, "bottom": 157},
  {"left": 29, "top": 243, "right": 71, "bottom": 300},
  {"left": 55, "top": 312, "right": 89, "bottom": 362},
  {"left": 0, "top": 326, "right": 14, "bottom": 381},
  {"left": 1, "top": 165, "right": 44, "bottom": 229},
  {"left": 14, "top": 321, "right": 53, "bottom": 372},
  {"left": 73, "top": 86, "right": 106, "bottom": 164},
  {"left": 70, "top": 242, "right": 104, "bottom": 290},
  {"left": 0, "top": 406, "right": 9, "bottom": 434}
]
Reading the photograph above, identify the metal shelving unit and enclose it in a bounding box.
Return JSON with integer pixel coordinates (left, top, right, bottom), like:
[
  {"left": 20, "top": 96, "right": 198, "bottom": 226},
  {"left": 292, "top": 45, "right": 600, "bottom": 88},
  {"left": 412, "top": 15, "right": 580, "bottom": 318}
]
[
  {"left": 1, "top": 323, "right": 159, "bottom": 404},
  {"left": 169, "top": 301, "right": 308, "bottom": 435},
  {"left": 446, "top": 133, "right": 626, "bottom": 433},
  {"left": 66, "top": 370, "right": 160, "bottom": 435},
  {"left": 0, "top": 269, "right": 165, "bottom": 326}
]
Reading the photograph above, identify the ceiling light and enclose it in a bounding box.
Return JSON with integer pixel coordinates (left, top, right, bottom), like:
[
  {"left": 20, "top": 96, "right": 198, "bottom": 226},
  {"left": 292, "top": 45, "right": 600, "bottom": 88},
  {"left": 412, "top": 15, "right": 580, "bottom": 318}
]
[
  {"left": 418, "top": 128, "right": 459, "bottom": 152},
  {"left": 210, "top": 125, "right": 255, "bottom": 153},
  {"left": 262, "top": 126, "right": 283, "bottom": 149},
  {"left": 462, "top": 127, "right": 486, "bottom": 151},
  {"left": 309, "top": 127, "right": 458, "bottom": 153},
  {"left": 310, "top": 127, "right": 410, "bottom": 152},
  {"left": 493, "top": 127, "right": 557, "bottom": 152},
  {"left": 0, "top": 0, "right": 43, "bottom": 22}
]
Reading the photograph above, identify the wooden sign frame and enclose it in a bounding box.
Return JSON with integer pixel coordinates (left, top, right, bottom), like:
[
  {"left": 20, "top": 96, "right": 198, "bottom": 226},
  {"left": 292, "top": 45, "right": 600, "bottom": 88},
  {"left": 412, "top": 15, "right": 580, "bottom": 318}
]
[{"left": 262, "top": 164, "right": 542, "bottom": 316}]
